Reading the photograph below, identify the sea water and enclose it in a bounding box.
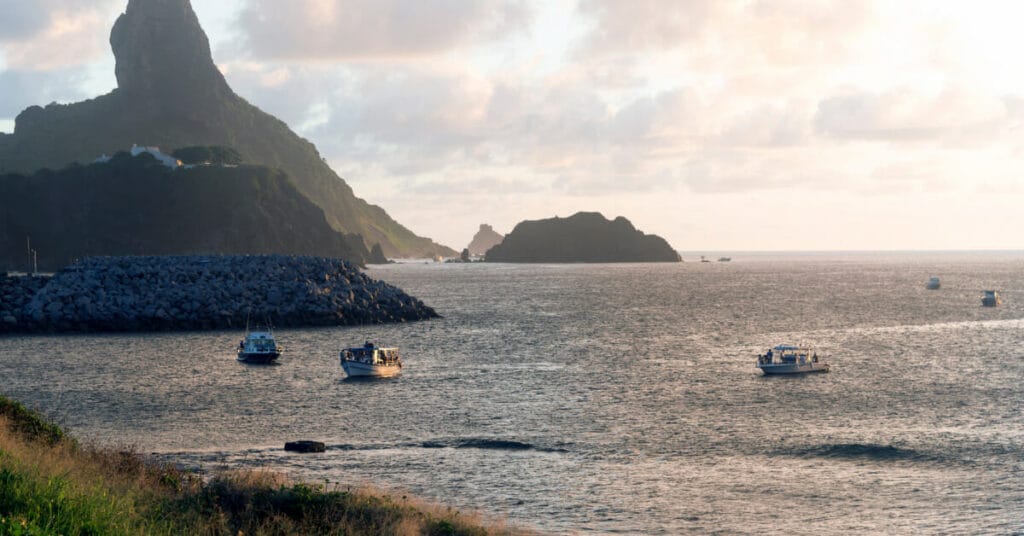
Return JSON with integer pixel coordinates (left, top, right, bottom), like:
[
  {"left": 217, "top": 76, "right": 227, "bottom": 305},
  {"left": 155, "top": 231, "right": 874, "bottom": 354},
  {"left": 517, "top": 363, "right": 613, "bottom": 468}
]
[{"left": 2, "top": 252, "right": 1023, "bottom": 534}]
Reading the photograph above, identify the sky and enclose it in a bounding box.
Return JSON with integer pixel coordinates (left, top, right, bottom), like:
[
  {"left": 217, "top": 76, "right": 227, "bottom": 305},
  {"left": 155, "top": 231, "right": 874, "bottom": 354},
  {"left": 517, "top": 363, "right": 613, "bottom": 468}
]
[{"left": 1, "top": 0, "right": 1023, "bottom": 252}]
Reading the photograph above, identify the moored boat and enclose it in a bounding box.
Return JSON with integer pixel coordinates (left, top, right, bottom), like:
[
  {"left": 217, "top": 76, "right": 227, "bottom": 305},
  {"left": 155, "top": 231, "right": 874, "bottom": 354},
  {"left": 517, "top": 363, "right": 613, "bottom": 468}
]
[
  {"left": 926, "top": 277, "right": 941, "bottom": 290},
  {"left": 341, "top": 342, "right": 402, "bottom": 378},
  {"left": 237, "top": 327, "right": 281, "bottom": 364},
  {"left": 756, "top": 344, "right": 829, "bottom": 375}
]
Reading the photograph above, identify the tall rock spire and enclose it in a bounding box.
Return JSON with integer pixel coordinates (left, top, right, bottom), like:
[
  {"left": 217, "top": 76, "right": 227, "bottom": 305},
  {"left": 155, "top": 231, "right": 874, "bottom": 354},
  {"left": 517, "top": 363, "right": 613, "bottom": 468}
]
[{"left": 110, "top": 0, "right": 231, "bottom": 102}]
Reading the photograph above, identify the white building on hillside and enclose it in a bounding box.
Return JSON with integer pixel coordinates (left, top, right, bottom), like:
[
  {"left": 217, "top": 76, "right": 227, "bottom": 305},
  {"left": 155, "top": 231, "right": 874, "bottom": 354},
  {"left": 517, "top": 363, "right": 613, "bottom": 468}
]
[{"left": 130, "top": 144, "right": 183, "bottom": 169}]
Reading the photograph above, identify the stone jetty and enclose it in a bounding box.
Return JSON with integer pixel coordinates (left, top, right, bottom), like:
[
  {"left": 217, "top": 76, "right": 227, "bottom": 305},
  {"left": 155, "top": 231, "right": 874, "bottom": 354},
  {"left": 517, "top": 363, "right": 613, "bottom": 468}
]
[{"left": 0, "top": 255, "right": 437, "bottom": 334}]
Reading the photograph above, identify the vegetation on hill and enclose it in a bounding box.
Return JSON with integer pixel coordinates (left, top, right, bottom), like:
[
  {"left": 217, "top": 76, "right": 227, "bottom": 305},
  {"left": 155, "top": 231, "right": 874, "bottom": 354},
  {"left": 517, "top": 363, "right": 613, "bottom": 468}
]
[
  {"left": 0, "top": 152, "right": 373, "bottom": 271},
  {"left": 0, "top": 0, "right": 454, "bottom": 258},
  {"left": 485, "top": 212, "right": 681, "bottom": 263},
  {"left": 0, "top": 394, "right": 525, "bottom": 535},
  {"left": 171, "top": 145, "right": 242, "bottom": 166}
]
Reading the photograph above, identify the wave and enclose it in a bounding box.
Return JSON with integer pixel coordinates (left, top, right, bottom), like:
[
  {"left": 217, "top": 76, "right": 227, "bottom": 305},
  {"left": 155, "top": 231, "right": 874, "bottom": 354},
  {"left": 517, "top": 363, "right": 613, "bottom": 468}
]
[
  {"left": 416, "top": 437, "right": 569, "bottom": 453},
  {"left": 320, "top": 438, "right": 568, "bottom": 453},
  {"left": 783, "top": 442, "right": 938, "bottom": 463}
]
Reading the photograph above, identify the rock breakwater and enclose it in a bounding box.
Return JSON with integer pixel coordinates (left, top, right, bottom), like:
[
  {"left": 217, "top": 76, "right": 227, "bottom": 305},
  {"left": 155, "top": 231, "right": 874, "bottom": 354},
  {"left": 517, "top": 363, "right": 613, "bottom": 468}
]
[{"left": 0, "top": 255, "right": 437, "bottom": 334}]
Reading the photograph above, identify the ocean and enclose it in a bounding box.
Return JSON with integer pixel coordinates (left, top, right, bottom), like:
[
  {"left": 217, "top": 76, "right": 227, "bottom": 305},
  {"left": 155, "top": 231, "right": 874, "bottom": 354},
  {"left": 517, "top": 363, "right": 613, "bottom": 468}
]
[{"left": 2, "top": 252, "right": 1023, "bottom": 534}]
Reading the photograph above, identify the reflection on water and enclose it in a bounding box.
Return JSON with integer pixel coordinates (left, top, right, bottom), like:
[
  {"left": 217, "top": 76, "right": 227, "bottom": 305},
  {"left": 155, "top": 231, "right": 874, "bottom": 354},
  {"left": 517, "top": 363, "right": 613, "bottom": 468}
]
[{"left": 2, "top": 252, "right": 1024, "bottom": 534}]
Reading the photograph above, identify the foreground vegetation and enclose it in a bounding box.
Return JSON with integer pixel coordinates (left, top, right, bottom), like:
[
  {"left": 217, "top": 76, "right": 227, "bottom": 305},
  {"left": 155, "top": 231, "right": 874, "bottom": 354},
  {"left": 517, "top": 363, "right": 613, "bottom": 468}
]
[{"left": 0, "top": 395, "right": 525, "bottom": 535}]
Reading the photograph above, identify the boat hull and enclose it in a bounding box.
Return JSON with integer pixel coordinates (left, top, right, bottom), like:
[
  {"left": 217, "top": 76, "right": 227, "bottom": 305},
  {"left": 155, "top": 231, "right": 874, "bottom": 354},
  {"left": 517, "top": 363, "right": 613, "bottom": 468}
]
[
  {"left": 237, "top": 351, "right": 280, "bottom": 364},
  {"left": 341, "top": 360, "right": 401, "bottom": 378},
  {"left": 758, "top": 362, "right": 830, "bottom": 375}
]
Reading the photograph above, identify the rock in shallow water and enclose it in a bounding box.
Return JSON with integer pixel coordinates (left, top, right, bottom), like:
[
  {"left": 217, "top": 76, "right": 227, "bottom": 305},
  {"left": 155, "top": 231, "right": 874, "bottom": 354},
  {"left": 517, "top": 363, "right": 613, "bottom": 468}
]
[{"left": 284, "top": 440, "right": 327, "bottom": 453}]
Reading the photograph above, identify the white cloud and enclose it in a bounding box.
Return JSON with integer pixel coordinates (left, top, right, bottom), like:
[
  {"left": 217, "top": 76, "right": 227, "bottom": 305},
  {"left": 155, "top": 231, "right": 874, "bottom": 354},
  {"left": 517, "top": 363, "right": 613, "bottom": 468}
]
[
  {"left": 814, "top": 88, "right": 1012, "bottom": 142},
  {"left": 0, "top": 1, "right": 119, "bottom": 70},
  {"left": 233, "top": 0, "right": 531, "bottom": 60}
]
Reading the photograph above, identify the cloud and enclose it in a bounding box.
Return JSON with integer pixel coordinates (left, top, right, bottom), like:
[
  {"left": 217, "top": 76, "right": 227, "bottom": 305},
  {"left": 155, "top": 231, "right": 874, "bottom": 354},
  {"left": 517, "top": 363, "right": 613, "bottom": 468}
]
[
  {"left": 233, "top": 0, "right": 531, "bottom": 60},
  {"left": 575, "top": 0, "right": 873, "bottom": 65},
  {"left": 0, "top": 0, "right": 119, "bottom": 70},
  {"left": 0, "top": 0, "right": 51, "bottom": 41},
  {"left": 813, "top": 88, "right": 1011, "bottom": 142},
  {"left": 0, "top": 67, "right": 96, "bottom": 117}
]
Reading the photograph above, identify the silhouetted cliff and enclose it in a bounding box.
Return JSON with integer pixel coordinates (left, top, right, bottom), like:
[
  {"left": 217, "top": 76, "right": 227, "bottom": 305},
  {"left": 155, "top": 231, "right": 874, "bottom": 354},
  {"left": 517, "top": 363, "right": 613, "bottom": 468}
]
[
  {"left": 0, "top": 153, "right": 372, "bottom": 271},
  {"left": 0, "top": 0, "right": 453, "bottom": 258},
  {"left": 485, "top": 212, "right": 681, "bottom": 263}
]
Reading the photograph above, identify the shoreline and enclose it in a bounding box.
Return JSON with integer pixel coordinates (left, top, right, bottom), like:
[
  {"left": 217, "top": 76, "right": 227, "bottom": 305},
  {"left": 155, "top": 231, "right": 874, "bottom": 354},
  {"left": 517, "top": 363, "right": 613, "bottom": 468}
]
[{"left": 0, "top": 394, "right": 528, "bottom": 535}]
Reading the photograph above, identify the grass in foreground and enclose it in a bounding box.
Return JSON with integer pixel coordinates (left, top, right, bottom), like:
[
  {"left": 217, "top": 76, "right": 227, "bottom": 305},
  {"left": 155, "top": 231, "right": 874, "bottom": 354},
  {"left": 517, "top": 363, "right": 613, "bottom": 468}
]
[{"left": 0, "top": 395, "right": 528, "bottom": 535}]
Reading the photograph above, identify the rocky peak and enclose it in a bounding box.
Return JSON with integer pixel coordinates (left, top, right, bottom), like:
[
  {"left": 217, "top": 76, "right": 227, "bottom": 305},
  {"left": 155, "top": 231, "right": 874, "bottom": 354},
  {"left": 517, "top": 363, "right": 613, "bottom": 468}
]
[
  {"left": 467, "top": 223, "right": 505, "bottom": 256},
  {"left": 110, "top": 0, "right": 231, "bottom": 102}
]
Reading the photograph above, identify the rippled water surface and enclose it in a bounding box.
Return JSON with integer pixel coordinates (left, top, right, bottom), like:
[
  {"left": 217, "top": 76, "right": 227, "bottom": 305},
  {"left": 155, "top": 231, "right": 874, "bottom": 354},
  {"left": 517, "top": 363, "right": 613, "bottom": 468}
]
[{"left": 3, "top": 253, "right": 1024, "bottom": 534}]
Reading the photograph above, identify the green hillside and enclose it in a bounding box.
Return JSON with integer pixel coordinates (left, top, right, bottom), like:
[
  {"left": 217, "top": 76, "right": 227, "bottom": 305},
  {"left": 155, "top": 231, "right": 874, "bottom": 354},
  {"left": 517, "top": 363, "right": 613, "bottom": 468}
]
[
  {"left": 0, "top": 152, "right": 373, "bottom": 271},
  {"left": 0, "top": 0, "right": 454, "bottom": 259}
]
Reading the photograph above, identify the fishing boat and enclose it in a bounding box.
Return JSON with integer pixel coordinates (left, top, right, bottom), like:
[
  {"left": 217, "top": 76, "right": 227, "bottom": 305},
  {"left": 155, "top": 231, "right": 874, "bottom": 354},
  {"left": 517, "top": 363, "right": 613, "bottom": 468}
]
[
  {"left": 236, "top": 327, "right": 281, "bottom": 364},
  {"left": 341, "top": 342, "right": 402, "bottom": 378},
  {"left": 982, "top": 290, "right": 1002, "bottom": 307},
  {"left": 756, "top": 344, "right": 829, "bottom": 375},
  {"left": 926, "top": 277, "right": 941, "bottom": 290}
]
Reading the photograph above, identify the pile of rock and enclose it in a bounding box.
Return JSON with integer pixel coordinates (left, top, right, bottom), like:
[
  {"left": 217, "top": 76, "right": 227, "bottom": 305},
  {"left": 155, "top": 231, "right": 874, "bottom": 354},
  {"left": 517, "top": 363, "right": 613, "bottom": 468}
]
[
  {"left": 0, "top": 274, "right": 49, "bottom": 331},
  {"left": 0, "top": 255, "right": 437, "bottom": 334}
]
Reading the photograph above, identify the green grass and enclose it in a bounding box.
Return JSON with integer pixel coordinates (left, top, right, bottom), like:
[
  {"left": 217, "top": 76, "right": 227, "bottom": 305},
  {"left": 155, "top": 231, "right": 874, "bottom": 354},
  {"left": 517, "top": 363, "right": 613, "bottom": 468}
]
[
  {"left": 0, "top": 397, "right": 68, "bottom": 446},
  {"left": 0, "top": 395, "right": 527, "bottom": 536}
]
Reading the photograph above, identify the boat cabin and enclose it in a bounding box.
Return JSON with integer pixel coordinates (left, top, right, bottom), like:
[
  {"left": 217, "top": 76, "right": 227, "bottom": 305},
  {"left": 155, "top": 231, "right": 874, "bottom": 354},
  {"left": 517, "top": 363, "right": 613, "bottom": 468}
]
[
  {"left": 343, "top": 343, "right": 400, "bottom": 365},
  {"left": 760, "top": 345, "right": 819, "bottom": 365},
  {"left": 241, "top": 331, "right": 277, "bottom": 353}
]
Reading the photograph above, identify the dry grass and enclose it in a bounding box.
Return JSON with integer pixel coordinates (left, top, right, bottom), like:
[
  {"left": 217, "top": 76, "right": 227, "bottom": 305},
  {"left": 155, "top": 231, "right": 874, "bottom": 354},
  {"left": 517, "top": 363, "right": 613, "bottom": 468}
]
[{"left": 0, "top": 395, "right": 535, "bottom": 536}]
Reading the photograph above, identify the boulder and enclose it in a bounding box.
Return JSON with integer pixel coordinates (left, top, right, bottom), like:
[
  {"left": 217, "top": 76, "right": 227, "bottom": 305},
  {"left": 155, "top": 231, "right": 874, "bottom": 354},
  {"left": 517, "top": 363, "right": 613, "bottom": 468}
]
[{"left": 284, "top": 440, "right": 326, "bottom": 453}]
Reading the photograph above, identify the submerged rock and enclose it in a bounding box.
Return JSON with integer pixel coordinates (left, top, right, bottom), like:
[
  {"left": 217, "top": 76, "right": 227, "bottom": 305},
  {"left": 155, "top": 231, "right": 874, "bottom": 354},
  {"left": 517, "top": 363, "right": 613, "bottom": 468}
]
[{"left": 285, "top": 440, "right": 327, "bottom": 453}]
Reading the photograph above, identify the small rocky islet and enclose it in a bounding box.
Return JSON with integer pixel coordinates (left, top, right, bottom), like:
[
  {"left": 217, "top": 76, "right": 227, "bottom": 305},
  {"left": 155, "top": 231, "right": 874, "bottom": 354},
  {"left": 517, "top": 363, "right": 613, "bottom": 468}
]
[
  {"left": 485, "top": 211, "right": 681, "bottom": 263},
  {"left": 0, "top": 255, "right": 437, "bottom": 334}
]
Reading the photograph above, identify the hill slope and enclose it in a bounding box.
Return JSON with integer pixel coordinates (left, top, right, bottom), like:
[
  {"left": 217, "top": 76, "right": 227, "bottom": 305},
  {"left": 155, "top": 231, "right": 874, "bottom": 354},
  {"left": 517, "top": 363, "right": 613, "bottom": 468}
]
[
  {"left": 0, "top": 0, "right": 454, "bottom": 258},
  {"left": 0, "top": 153, "right": 372, "bottom": 271}
]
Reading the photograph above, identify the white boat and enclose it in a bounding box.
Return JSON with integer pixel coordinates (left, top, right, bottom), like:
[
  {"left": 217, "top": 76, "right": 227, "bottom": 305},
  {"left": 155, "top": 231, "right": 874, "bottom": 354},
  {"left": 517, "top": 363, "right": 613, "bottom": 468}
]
[
  {"left": 926, "top": 277, "right": 941, "bottom": 290},
  {"left": 756, "top": 345, "right": 829, "bottom": 375},
  {"left": 341, "top": 342, "right": 402, "bottom": 378},
  {"left": 237, "top": 327, "right": 281, "bottom": 364},
  {"left": 982, "top": 290, "right": 1002, "bottom": 307}
]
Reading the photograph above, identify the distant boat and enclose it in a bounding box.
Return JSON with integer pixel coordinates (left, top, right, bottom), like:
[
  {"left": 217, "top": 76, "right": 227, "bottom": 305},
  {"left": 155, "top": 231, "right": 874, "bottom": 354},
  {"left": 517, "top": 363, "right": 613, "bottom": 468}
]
[
  {"left": 341, "top": 342, "right": 402, "bottom": 378},
  {"left": 700, "top": 256, "right": 711, "bottom": 263},
  {"left": 982, "top": 290, "right": 1002, "bottom": 307},
  {"left": 756, "top": 345, "right": 830, "bottom": 375},
  {"left": 237, "top": 326, "right": 281, "bottom": 364},
  {"left": 926, "top": 277, "right": 941, "bottom": 290},
  {"left": 718, "top": 257, "right": 731, "bottom": 262}
]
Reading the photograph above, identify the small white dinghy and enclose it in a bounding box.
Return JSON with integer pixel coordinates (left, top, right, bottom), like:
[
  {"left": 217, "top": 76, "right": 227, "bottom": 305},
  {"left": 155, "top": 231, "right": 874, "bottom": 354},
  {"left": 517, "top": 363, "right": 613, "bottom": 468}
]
[
  {"left": 341, "top": 342, "right": 402, "bottom": 378},
  {"left": 756, "top": 345, "right": 829, "bottom": 375}
]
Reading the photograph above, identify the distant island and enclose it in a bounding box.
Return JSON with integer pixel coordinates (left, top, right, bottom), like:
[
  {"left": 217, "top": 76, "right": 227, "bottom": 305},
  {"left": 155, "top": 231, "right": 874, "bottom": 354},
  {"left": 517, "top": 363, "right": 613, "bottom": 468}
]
[
  {"left": 484, "top": 212, "right": 681, "bottom": 263},
  {"left": 467, "top": 224, "right": 505, "bottom": 256}
]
